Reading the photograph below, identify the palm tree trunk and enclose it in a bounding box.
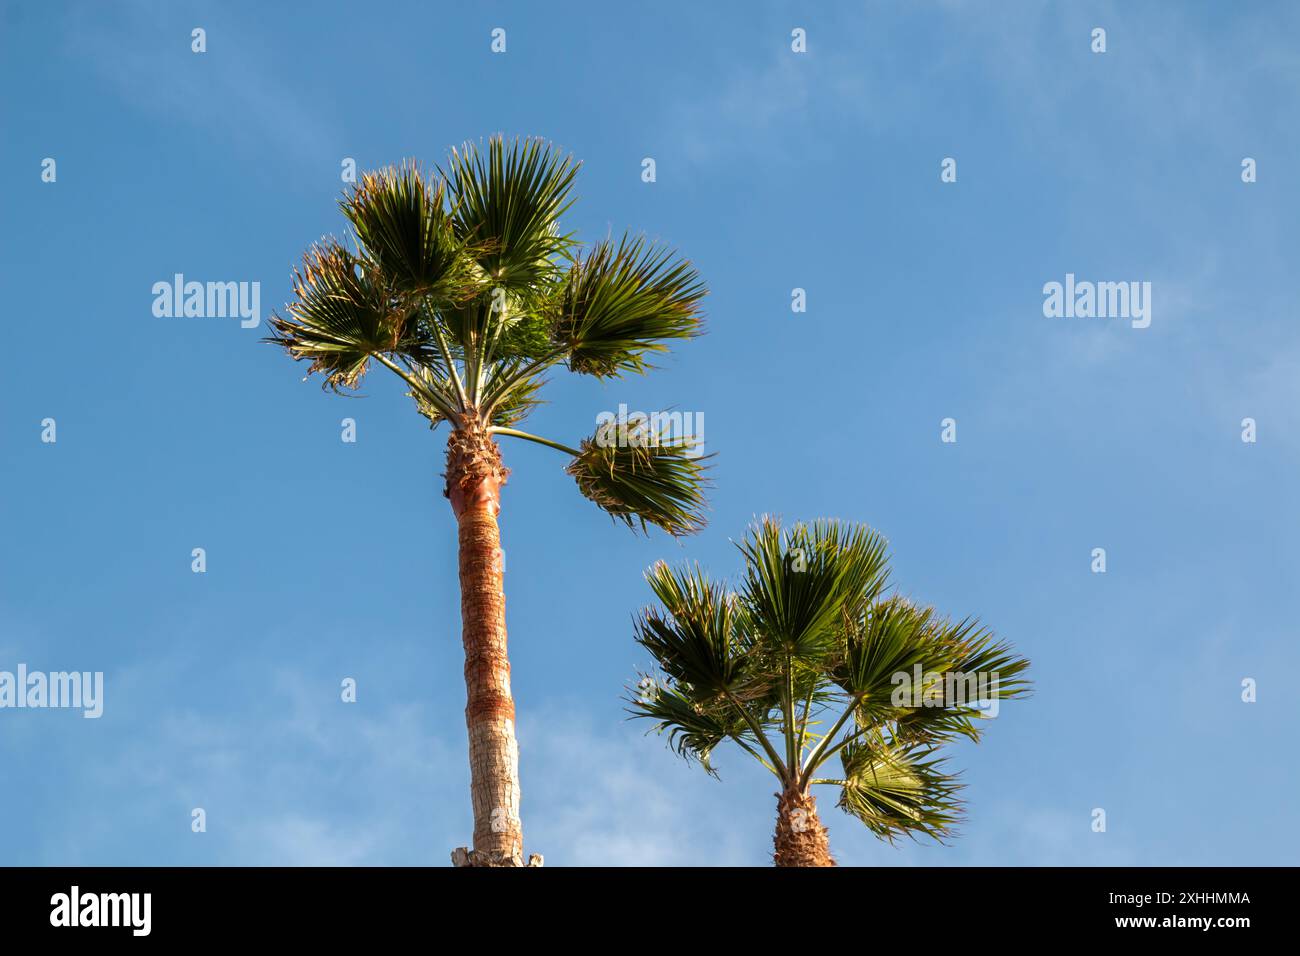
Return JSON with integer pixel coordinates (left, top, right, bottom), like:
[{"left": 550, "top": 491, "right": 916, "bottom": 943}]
[
  {"left": 445, "top": 424, "right": 539, "bottom": 868},
  {"left": 773, "top": 787, "right": 835, "bottom": 867}
]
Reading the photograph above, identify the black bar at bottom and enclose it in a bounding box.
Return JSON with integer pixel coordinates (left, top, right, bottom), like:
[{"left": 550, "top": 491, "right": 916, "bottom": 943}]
[{"left": 0, "top": 866, "right": 1280, "bottom": 941}]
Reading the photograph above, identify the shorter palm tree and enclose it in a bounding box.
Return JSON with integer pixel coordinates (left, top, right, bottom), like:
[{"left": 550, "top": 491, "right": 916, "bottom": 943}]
[{"left": 629, "top": 518, "right": 1030, "bottom": 866}]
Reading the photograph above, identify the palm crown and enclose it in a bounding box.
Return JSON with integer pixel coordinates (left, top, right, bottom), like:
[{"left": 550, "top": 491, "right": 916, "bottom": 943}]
[
  {"left": 268, "top": 136, "right": 709, "bottom": 535},
  {"left": 630, "top": 518, "right": 1030, "bottom": 863}
]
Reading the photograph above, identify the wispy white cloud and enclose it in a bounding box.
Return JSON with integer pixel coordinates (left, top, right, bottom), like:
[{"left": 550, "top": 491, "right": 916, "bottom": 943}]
[
  {"left": 520, "top": 704, "right": 765, "bottom": 866},
  {"left": 664, "top": 0, "right": 1300, "bottom": 172},
  {"left": 63, "top": 661, "right": 463, "bottom": 866}
]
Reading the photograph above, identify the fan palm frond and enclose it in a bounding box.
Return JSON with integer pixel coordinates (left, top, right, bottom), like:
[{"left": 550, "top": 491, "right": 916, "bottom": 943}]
[
  {"left": 627, "top": 677, "right": 750, "bottom": 777},
  {"left": 485, "top": 365, "right": 546, "bottom": 427},
  {"left": 838, "top": 741, "right": 963, "bottom": 843},
  {"left": 737, "top": 518, "right": 890, "bottom": 660},
  {"left": 566, "top": 434, "right": 710, "bottom": 537},
  {"left": 551, "top": 234, "right": 706, "bottom": 378},
  {"left": 634, "top": 562, "right": 754, "bottom": 695},
  {"left": 833, "top": 596, "right": 934, "bottom": 702},
  {"left": 341, "top": 162, "right": 476, "bottom": 301},
  {"left": 267, "top": 242, "right": 424, "bottom": 390},
  {"left": 443, "top": 136, "right": 579, "bottom": 290},
  {"left": 833, "top": 598, "right": 1031, "bottom": 747},
  {"left": 937, "top": 617, "right": 1033, "bottom": 702}
]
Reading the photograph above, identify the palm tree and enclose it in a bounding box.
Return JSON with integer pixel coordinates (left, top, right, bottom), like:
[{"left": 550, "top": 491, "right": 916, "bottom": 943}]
[
  {"left": 629, "top": 518, "right": 1029, "bottom": 866},
  {"left": 268, "top": 137, "right": 709, "bottom": 867}
]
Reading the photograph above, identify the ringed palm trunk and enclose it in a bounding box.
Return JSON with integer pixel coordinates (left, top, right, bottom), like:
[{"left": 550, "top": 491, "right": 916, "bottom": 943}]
[
  {"left": 773, "top": 786, "right": 835, "bottom": 867},
  {"left": 445, "top": 422, "right": 539, "bottom": 867}
]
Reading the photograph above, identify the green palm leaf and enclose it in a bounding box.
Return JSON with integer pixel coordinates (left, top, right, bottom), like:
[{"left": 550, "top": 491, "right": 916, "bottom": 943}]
[
  {"left": 566, "top": 433, "right": 710, "bottom": 537},
  {"left": 834, "top": 598, "right": 1031, "bottom": 746},
  {"left": 838, "top": 741, "right": 963, "bottom": 842},
  {"left": 627, "top": 678, "right": 753, "bottom": 777},
  {"left": 737, "top": 518, "right": 890, "bottom": 660},
  {"left": 833, "top": 597, "right": 934, "bottom": 702},
  {"left": 267, "top": 242, "right": 425, "bottom": 390},
  {"left": 551, "top": 234, "right": 706, "bottom": 378},
  {"left": 937, "top": 618, "right": 1034, "bottom": 702},
  {"left": 484, "top": 363, "right": 546, "bottom": 428},
  {"left": 443, "top": 136, "right": 579, "bottom": 290},
  {"left": 341, "top": 162, "right": 474, "bottom": 301},
  {"left": 634, "top": 563, "right": 751, "bottom": 695}
]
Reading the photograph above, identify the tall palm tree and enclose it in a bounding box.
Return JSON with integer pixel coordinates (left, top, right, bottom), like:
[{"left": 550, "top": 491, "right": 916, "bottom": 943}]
[
  {"left": 629, "top": 518, "right": 1029, "bottom": 866},
  {"left": 268, "top": 137, "right": 709, "bottom": 867}
]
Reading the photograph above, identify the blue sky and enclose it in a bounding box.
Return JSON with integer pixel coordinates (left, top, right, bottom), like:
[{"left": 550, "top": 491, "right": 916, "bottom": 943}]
[{"left": 2, "top": 0, "right": 1298, "bottom": 866}]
